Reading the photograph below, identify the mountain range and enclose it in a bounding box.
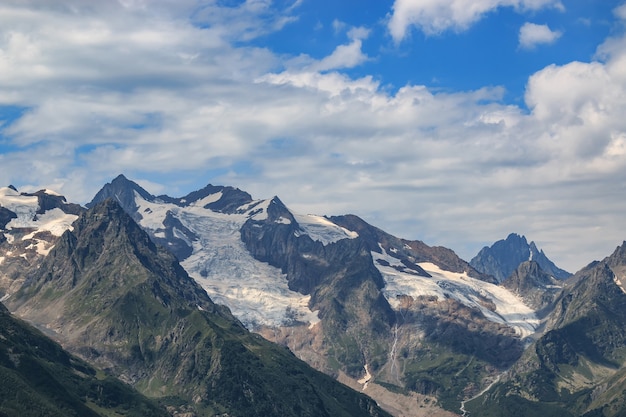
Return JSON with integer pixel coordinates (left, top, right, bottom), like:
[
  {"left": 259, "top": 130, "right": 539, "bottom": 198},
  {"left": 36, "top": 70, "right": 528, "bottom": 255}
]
[
  {"left": 0, "top": 174, "right": 624, "bottom": 417},
  {"left": 3, "top": 196, "right": 388, "bottom": 417}
]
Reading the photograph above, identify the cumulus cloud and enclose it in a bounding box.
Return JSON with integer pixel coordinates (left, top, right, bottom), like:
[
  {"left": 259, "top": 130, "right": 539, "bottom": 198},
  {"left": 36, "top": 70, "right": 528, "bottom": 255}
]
[
  {"left": 278, "top": 24, "right": 370, "bottom": 73},
  {"left": 614, "top": 3, "right": 626, "bottom": 20},
  {"left": 519, "top": 22, "right": 562, "bottom": 49},
  {"left": 0, "top": 0, "right": 625, "bottom": 271},
  {"left": 388, "top": 0, "right": 564, "bottom": 40}
]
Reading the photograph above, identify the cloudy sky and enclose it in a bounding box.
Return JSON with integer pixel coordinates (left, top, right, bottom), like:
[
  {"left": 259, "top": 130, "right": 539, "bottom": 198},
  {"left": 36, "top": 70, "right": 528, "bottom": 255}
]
[{"left": 1, "top": 0, "right": 625, "bottom": 272}]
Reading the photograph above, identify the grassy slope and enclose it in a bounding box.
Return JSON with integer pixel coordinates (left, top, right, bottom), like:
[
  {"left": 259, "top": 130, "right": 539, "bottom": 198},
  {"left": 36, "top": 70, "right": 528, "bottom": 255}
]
[{"left": 0, "top": 303, "right": 168, "bottom": 417}]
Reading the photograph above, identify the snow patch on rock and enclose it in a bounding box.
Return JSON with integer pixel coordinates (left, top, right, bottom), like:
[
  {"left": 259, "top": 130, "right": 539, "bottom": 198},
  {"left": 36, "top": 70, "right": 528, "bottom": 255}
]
[
  {"left": 0, "top": 189, "right": 78, "bottom": 245},
  {"left": 292, "top": 213, "right": 358, "bottom": 245},
  {"left": 374, "top": 248, "right": 539, "bottom": 338}
]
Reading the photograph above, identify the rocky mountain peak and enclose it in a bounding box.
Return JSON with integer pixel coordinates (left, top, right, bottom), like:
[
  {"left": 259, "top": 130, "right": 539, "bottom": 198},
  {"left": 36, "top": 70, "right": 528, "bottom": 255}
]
[
  {"left": 174, "top": 183, "right": 254, "bottom": 213},
  {"left": 86, "top": 174, "right": 154, "bottom": 219},
  {"left": 470, "top": 232, "right": 570, "bottom": 282},
  {"left": 266, "top": 196, "right": 296, "bottom": 222},
  {"left": 330, "top": 214, "right": 493, "bottom": 282},
  {"left": 10, "top": 198, "right": 219, "bottom": 324},
  {"left": 607, "top": 240, "right": 626, "bottom": 265},
  {"left": 27, "top": 189, "right": 83, "bottom": 216}
]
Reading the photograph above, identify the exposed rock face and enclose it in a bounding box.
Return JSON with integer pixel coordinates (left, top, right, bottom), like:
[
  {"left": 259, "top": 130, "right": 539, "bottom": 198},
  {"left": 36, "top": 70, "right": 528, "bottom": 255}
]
[
  {"left": 330, "top": 214, "right": 494, "bottom": 283},
  {"left": 86, "top": 174, "right": 153, "bottom": 221},
  {"left": 7, "top": 199, "right": 390, "bottom": 417},
  {"left": 240, "top": 197, "right": 396, "bottom": 378},
  {"left": 502, "top": 261, "right": 562, "bottom": 313},
  {"left": 467, "top": 241, "right": 626, "bottom": 417},
  {"left": 470, "top": 233, "right": 571, "bottom": 282},
  {"left": 29, "top": 190, "right": 83, "bottom": 216},
  {"left": 170, "top": 183, "right": 254, "bottom": 213},
  {"left": 0, "top": 207, "right": 17, "bottom": 230}
]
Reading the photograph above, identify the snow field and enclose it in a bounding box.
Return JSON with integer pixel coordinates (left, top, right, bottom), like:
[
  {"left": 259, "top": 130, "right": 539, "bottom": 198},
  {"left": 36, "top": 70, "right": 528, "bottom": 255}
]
[{"left": 373, "top": 248, "right": 539, "bottom": 338}]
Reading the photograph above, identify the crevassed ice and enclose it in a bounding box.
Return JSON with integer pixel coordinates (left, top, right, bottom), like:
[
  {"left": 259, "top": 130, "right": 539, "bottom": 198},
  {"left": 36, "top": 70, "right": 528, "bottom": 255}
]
[{"left": 134, "top": 192, "right": 320, "bottom": 329}]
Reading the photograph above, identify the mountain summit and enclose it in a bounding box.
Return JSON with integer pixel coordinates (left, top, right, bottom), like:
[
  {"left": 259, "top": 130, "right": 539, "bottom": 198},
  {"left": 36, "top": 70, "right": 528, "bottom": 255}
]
[{"left": 470, "top": 233, "right": 571, "bottom": 282}]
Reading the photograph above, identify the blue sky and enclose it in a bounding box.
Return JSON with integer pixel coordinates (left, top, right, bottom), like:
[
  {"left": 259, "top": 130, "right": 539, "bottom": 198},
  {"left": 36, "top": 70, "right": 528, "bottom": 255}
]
[
  {"left": 1, "top": 0, "right": 626, "bottom": 272},
  {"left": 251, "top": 0, "right": 621, "bottom": 101}
]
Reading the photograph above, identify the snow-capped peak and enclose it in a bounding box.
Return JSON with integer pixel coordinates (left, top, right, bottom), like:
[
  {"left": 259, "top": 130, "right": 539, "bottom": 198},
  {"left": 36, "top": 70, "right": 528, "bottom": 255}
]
[{"left": 0, "top": 187, "right": 79, "bottom": 257}]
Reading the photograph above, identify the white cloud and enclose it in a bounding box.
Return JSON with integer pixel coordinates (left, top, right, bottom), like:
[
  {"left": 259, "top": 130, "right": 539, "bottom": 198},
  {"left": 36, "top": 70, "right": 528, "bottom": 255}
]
[
  {"left": 0, "top": 0, "right": 625, "bottom": 273},
  {"left": 388, "top": 0, "right": 564, "bottom": 40},
  {"left": 282, "top": 25, "right": 371, "bottom": 73},
  {"left": 519, "top": 22, "right": 562, "bottom": 49},
  {"left": 308, "top": 27, "right": 370, "bottom": 72},
  {"left": 614, "top": 3, "right": 626, "bottom": 21}
]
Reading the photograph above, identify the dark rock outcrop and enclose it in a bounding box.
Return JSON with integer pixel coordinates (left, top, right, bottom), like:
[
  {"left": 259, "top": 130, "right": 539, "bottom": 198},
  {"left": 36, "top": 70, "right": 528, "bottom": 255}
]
[
  {"left": 240, "top": 198, "right": 395, "bottom": 377},
  {"left": 502, "top": 261, "right": 562, "bottom": 313},
  {"left": 0, "top": 207, "right": 17, "bottom": 230},
  {"left": 331, "top": 214, "right": 494, "bottom": 283}
]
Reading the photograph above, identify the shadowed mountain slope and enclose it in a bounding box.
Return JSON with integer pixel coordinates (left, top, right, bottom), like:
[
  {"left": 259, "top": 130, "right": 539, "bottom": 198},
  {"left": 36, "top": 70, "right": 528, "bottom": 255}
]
[{"left": 0, "top": 302, "right": 168, "bottom": 417}]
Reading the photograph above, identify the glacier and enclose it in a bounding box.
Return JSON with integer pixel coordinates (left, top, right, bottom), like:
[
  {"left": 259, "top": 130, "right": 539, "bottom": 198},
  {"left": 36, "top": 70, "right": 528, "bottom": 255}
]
[{"left": 134, "top": 191, "right": 321, "bottom": 329}]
